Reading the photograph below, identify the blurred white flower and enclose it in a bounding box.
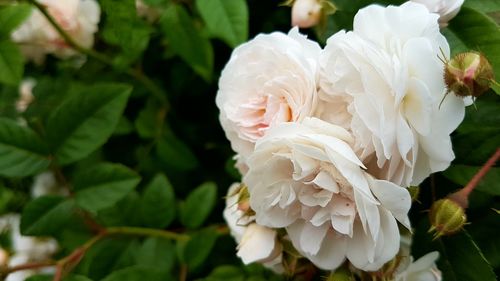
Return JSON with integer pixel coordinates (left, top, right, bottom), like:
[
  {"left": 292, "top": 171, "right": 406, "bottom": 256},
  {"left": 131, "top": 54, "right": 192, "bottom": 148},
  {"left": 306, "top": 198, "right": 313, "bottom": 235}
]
[
  {"left": 319, "top": 3, "right": 465, "bottom": 187},
  {"left": 410, "top": 0, "right": 464, "bottom": 27},
  {"left": 31, "top": 171, "right": 68, "bottom": 198},
  {"left": 216, "top": 27, "right": 321, "bottom": 166},
  {"left": 223, "top": 183, "right": 283, "bottom": 272},
  {"left": 244, "top": 118, "right": 411, "bottom": 271},
  {"left": 291, "top": 0, "right": 322, "bottom": 28},
  {"left": 0, "top": 214, "right": 58, "bottom": 281},
  {"left": 16, "top": 78, "right": 36, "bottom": 113},
  {"left": 11, "top": 0, "right": 101, "bottom": 63}
]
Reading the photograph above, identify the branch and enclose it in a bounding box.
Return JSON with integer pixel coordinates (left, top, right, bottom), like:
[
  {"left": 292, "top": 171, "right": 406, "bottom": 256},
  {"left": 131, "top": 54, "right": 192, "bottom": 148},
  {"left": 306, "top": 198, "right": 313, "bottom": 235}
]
[
  {"left": 2, "top": 227, "right": 190, "bottom": 280},
  {"left": 1, "top": 260, "right": 56, "bottom": 276}
]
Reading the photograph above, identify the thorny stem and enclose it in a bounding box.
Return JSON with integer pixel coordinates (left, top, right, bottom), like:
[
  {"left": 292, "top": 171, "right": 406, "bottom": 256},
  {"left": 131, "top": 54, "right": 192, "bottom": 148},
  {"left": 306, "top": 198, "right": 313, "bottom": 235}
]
[{"left": 26, "top": 0, "right": 169, "bottom": 107}]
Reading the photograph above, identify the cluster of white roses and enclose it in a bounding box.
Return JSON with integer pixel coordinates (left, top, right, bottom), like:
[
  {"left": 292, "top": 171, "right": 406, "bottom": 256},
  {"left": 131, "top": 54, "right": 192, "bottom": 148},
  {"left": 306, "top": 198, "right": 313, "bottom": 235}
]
[{"left": 218, "top": 2, "right": 466, "bottom": 279}]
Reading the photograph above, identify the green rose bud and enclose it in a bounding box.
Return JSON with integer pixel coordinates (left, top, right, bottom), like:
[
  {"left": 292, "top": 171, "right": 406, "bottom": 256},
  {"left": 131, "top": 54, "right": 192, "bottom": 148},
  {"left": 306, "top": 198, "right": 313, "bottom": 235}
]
[{"left": 428, "top": 199, "right": 467, "bottom": 239}]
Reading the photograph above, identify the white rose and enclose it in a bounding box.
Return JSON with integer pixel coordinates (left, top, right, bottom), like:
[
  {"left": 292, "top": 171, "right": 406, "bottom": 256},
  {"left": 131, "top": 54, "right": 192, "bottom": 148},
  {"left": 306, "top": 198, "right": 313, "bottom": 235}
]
[
  {"left": 0, "top": 214, "right": 58, "bottom": 261},
  {"left": 11, "top": 0, "right": 100, "bottom": 62},
  {"left": 223, "top": 184, "right": 283, "bottom": 272},
  {"left": 244, "top": 118, "right": 411, "bottom": 271},
  {"left": 319, "top": 3, "right": 465, "bottom": 187},
  {"left": 410, "top": 0, "right": 464, "bottom": 27},
  {"left": 216, "top": 27, "right": 320, "bottom": 164},
  {"left": 291, "top": 0, "right": 322, "bottom": 28}
]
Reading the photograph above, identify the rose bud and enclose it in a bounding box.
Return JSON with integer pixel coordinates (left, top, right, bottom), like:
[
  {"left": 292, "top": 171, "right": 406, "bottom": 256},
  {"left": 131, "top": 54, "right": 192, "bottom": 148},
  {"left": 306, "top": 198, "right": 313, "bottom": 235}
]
[
  {"left": 428, "top": 199, "right": 467, "bottom": 239},
  {"left": 444, "top": 51, "right": 495, "bottom": 100},
  {"left": 291, "top": 0, "right": 322, "bottom": 28}
]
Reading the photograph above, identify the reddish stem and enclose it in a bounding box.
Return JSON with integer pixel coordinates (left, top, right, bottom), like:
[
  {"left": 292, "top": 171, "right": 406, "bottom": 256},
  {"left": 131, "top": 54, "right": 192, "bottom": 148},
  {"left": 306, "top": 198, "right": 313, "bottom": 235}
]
[
  {"left": 450, "top": 148, "right": 500, "bottom": 208},
  {"left": 4, "top": 261, "right": 56, "bottom": 274},
  {"left": 463, "top": 148, "right": 500, "bottom": 196},
  {"left": 53, "top": 265, "right": 63, "bottom": 281}
]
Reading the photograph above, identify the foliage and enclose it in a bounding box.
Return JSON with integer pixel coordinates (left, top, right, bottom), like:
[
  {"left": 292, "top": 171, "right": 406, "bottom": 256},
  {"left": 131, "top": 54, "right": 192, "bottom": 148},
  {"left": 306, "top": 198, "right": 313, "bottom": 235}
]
[{"left": 0, "top": 0, "right": 498, "bottom": 280}]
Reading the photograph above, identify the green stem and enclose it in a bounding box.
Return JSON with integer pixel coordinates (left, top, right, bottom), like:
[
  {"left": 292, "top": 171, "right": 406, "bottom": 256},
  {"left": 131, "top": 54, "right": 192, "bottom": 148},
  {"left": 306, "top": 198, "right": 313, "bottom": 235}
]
[
  {"left": 26, "top": 0, "right": 168, "bottom": 106},
  {"left": 106, "top": 226, "right": 189, "bottom": 241}
]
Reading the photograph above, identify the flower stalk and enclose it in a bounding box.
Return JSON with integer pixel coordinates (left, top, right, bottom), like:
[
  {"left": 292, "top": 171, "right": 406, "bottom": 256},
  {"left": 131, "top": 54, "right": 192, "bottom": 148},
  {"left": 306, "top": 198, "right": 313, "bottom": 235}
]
[{"left": 449, "top": 148, "right": 500, "bottom": 208}]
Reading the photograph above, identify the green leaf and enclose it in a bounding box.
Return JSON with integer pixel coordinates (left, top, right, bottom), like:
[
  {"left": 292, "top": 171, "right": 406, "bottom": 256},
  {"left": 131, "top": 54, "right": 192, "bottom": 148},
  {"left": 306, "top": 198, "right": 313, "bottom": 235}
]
[
  {"left": 140, "top": 174, "right": 176, "bottom": 228},
  {"left": 20, "top": 196, "right": 75, "bottom": 236},
  {"left": 160, "top": 4, "right": 214, "bottom": 81},
  {"left": 100, "top": 0, "right": 152, "bottom": 67},
  {"left": 457, "top": 99, "right": 500, "bottom": 134},
  {"left": 179, "top": 182, "right": 217, "bottom": 229},
  {"left": 46, "top": 83, "right": 131, "bottom": 165},
  {"left": 101, "top": 266, "right": 171, "bottom": 281},
  {"left": 0, "top": 118, "right": 51, "bottom": 177},
  {"left": 0, "top": 4, "right": 32, "bottom": 36},
  {"left": 438, "top": 231, "right": 496, "bottom": 281},
  {"left": 469, "top": 213, "right": 500, "bottom": 267},
  {"left": 114, "top": 117, "right": 134, "bottom": 136},
  {"left": 135, "top": 237, "right": 176, "bottom": 272},
  {"left": 0, "top": 40, "right": 24, "bottom": 85},
  {"left": 179, "top": 227, "right": 218, "bottom": 269},
  {"left": 205, "top": 265, "right": 245, "bottom": 281},
  {"left": 134, "top": 98, "right": 164, "bottom": 139},
  {"left": 97, "top": 192, "right": 141, "bottom": 227},
  {"left": 156, "top": 133, "right": 198, "bottom": 171},
  {"left": 196, "top": 0, "right": 248, "bottom": 47},
  {"left": 463, "top": 0, "right": 500, "bottom": 14},
  {"left": 79, "top": 239, "right": 136, "bottom": 280},
  {"left": 443, "top": 165, "right": 500, "bottom": 195},
  {"left": 74, "top": 163, "right": 141, "bottom": 213},
  {"left": 448, "top": 7, "right": 500, "bottom": 77},
  {"left": 65, "top": 276, "right": 94, "bottom": 281}
]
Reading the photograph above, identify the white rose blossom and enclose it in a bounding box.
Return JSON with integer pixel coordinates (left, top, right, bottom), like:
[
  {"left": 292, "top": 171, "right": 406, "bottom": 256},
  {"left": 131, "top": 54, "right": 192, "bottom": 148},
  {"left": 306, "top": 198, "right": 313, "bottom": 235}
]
[
  {"left": 0, "top": 214, "right": 58, "bottom": 281},
  {"left": 319, "top": 3, "right": 465, "bottom": 187},
  {"left": 244, "top": 118, "right": 411, "bottom": 271},
  {"left": 223, "top": 184, "right": 283, "bottom": 272},
  {"left": 11, "top": 0, "right": 101, "bottom": 63},
  {"left": 216, "top": 27, "right": 321, "bottom": 166},
  {"left": 410, "top": 0, "right": 464, "bottom": 27}
]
